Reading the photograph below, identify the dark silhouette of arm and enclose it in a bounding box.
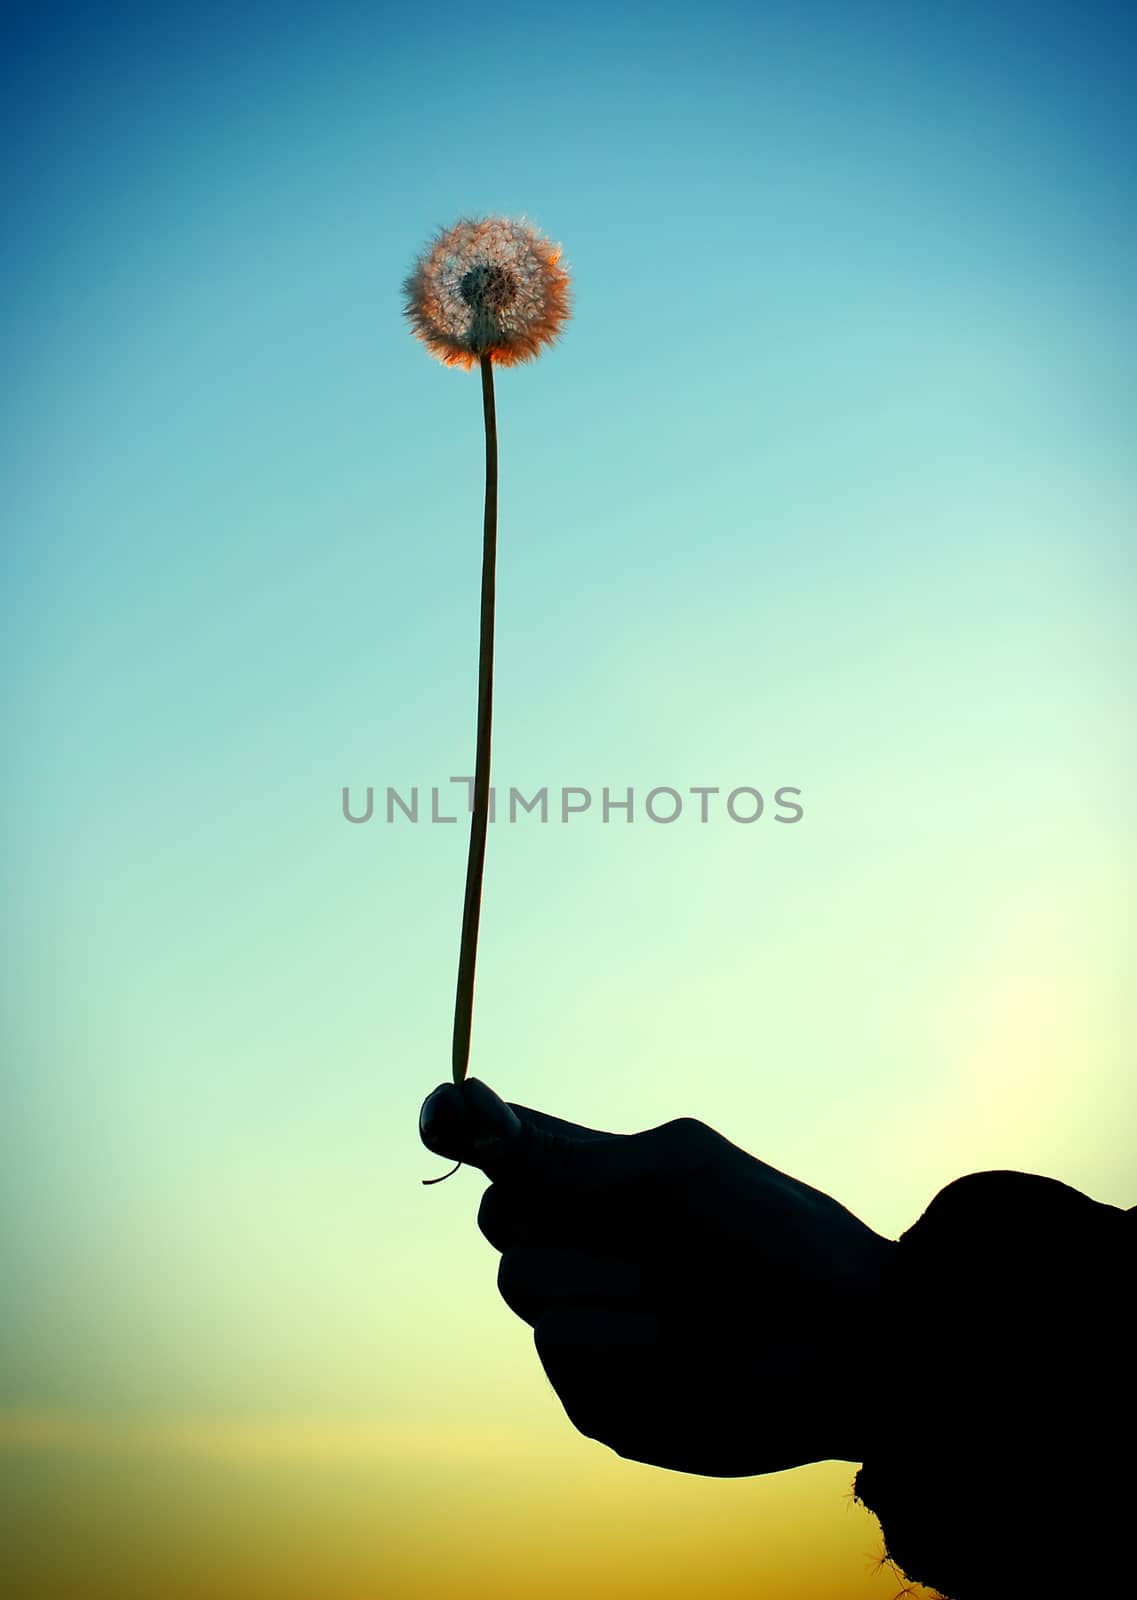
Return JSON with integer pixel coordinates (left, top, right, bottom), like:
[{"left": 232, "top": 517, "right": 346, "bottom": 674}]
[{"left": 853, "top": 1170, "right": 1135, "bottom": 1599}]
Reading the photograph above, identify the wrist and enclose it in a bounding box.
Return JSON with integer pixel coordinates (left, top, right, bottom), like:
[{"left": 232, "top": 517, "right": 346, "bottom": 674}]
[{"left": 829, "top": 1230, "right": 895, "bottom": 1463}]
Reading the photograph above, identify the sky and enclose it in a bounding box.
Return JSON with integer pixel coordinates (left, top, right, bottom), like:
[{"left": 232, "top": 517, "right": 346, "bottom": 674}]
[{"left": 2, "top": 1, "right": 1135, "bottom": 1596}]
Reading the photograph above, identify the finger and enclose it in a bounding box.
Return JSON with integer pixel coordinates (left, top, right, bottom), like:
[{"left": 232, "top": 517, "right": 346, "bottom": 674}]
[
  {"left": 420, "top": 1079, "right": 622, "bottom": 1178},
  {"left": 506, "top": 1103, "right": 615, "bottom": 1144},
  {"left": 419, "top": 1080, "right": 524, "bottom": 1169},
  {"left": 427, "top": 1080, "right": 725, "bottom": 1193},
  {"left": 478, "top": 1177, "right": 652, "bottom": 1253},
  {"left": 496, "top": 1247, "right": 649, "bottom": 1327},
  {"left": 507, "top": 1106, "right": 724, "bottom": 1191},
  {"left": 534, "top": 1308, "right": 772, "bottom": 1477},
  {"left": 478, "top": 1124, "right": 731, "bottom": 1260},
  {"left": 533, "top": 1306, "right": 672, "bottom": 1464}
]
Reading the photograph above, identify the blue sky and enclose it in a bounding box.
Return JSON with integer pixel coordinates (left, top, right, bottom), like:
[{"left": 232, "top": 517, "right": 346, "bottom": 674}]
[{"left": 2, "top": 3, "right": 1135, "bottom": 1596}]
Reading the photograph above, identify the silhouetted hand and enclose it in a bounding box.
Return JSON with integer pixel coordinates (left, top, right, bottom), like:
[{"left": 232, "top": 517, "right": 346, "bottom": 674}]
[{"left": 420, "top": 1079, "right": 892, "bottom": 1476}]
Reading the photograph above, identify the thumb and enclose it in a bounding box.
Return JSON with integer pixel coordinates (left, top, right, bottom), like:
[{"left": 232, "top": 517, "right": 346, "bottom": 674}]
[
  {"left": 420, "top": 1080, "right": 698, "bottom": 1190},
  {"left": 419, "top": 1078, "right": 525, "bottom": 1176},
  {"left": 420, "top": 1078, "right": 623, "bottom": 1184}
]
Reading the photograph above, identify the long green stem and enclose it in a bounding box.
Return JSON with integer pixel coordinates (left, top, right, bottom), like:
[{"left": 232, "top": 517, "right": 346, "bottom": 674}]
[{"left": 451, "top": 353, "right": 498, "bottom": 1084}]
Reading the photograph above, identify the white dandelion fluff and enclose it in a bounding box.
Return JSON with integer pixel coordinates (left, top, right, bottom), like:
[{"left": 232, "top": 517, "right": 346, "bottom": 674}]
[{"left": 402, "top": 215, "right": 571, "bottom": 369}]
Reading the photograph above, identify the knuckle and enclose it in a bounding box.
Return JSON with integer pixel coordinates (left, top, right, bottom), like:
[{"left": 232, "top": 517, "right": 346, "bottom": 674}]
[
  {"left": 496, "top": 1248, "right": 532, "bottom": 1311},
  {"left": 665, "top": 1116, "right": 710, "bottom": 1140},
  {"left": 660, "top": 1116, "right": 722, "bottom": 1161},
  {"left": 477, "top": 1185, "right": 508, "bottom": 1247}
]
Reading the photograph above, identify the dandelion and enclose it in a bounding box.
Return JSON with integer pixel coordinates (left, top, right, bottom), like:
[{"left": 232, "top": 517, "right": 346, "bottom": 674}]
[
  {"left": 404, "top": 217, "right": 571, "bottom": 1178},
  {"left": 402, "top": 215, "right": 571, "bottom": 369}
]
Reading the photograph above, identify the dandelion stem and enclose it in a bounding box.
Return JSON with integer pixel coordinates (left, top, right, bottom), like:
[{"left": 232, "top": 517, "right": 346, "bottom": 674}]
[{"left": 451, "top": 352, "right": 498, "bottom": 1084}]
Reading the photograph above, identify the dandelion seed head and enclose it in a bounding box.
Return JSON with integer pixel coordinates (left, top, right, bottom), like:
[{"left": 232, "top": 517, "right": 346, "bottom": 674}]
[{"left": 402, "top": 215, "right": 571, "bottom": 369}]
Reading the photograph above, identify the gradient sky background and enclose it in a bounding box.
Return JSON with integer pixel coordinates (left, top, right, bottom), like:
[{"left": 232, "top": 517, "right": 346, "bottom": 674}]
[{"left": 2, "top": 1, "right": 1134, "bottom": 1596}]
